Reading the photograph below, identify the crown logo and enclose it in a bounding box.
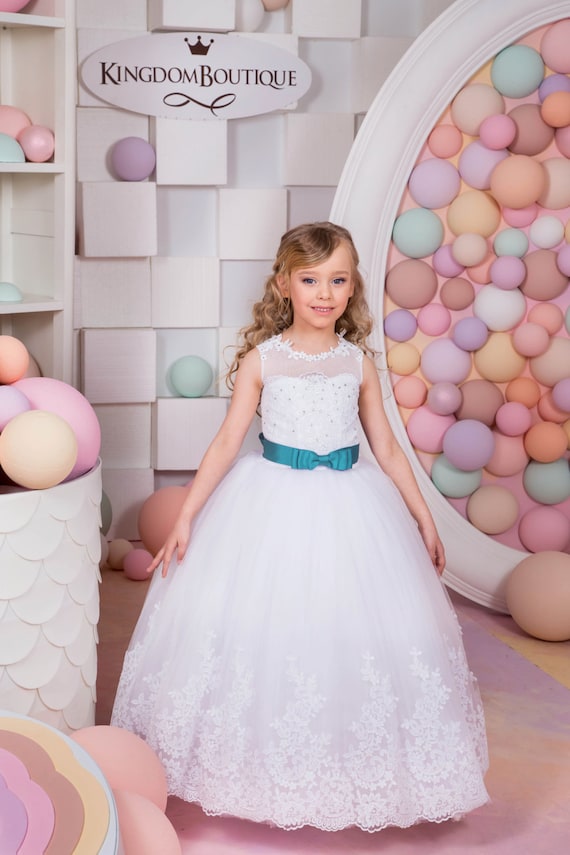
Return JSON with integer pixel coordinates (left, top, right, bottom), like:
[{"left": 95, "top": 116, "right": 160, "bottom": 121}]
[{"left": 185, "top": 35, "right": 213, "bottom": 56}]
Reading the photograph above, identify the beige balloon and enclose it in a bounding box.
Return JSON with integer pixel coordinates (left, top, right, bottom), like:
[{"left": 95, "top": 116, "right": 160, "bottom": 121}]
[{"left": 262, "top": 0, "right": 290, "bottom": 10}]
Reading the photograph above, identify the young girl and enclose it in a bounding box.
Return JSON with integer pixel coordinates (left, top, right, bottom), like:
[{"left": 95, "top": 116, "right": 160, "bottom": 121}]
[{"left": 111, "top": 222, "right": 489, "bottom": 831}]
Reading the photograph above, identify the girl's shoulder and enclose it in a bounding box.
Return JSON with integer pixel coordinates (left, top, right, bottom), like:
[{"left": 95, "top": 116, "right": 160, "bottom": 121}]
[{"left": 256, "top": 333, "right": 282, "bottom": 359}]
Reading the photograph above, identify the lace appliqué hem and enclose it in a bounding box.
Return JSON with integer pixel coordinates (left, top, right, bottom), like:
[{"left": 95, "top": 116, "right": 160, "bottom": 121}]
[{"left": 111, "top": 628, "right": 489, "bottom": 832}]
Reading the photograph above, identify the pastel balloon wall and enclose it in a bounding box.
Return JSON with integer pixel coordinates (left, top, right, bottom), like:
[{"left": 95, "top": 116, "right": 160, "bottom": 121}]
[{"left": 332, "top": 0, "right": 570, "bottom": 612}]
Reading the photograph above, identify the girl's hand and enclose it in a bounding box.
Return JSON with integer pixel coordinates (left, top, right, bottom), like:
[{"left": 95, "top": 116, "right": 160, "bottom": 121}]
[
  {"left": 146, "top": 517, "right": 192, "bottom": 578},
  {"left": 419, "top": 522, "right": 446, "bottom": 577}
]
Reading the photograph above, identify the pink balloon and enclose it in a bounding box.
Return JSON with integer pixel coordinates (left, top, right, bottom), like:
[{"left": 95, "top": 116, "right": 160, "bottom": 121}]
[
  {"left": 519, "top": 506, "right": 570, "bottom": 552},
  {"left": 17, "top": 125, "right": 55, "bottom": 162},
  {"left": 408, "top": 158, "right": 461, "bottom": 208},
  {"left": 502, "top": 204, "right": 538, "bottom": 227},
  {"left": 113, "top": 790, "right": 181, "bottom": 855},
  {"left": 393, "top": 376, "right": 427, "bottom": 409},
  {"left": 442, "top": 419, "right": 495, "bottom": 471},
  {"left": 512, "top": 322, "right": 550, "bottom": 357},
  {"left": 123, "top": 548, "right": 154, "bottom": 581},
  {"left": 495, "top": 401, "right": 532, "bottom": 436},
  {"left": 479, "top": 113, "right": 517, "bottom": 149},
  {"left": 13, "top": 377, "right": 101, "bottom": 480},
  {"left": 554, "top": 125, "right": 570, "bottom": 158},
  {"left": 0, "top": 104, "right": 31, "bottom": 137},
  {"left": 420, "top": 339, "right": 472, "bottom": 384},
  {"left": 556, "top": 243, "right": 570, "bottom": 276},
  {"left": 407, "top": 406, "right": 456, "bottom": 454},
  {"left": 490, "top": 255, "right": 526, "bottom": 289},
  {"left": 416, "top": 303, "right": 451, "bottom": 336},
  {"left": 552, "top": 377, "right": 570, "bottom": 412}
]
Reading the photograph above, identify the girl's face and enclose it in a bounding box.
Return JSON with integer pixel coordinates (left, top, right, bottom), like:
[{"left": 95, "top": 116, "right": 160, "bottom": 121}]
[{"left": 280, "top": 244, "right": 355, "bottom": 335}]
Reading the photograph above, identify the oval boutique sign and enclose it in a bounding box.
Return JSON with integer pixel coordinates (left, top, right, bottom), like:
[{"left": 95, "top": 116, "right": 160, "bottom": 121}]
[{"left": 80, "top": 32, "right": 312, "bottom": 120}]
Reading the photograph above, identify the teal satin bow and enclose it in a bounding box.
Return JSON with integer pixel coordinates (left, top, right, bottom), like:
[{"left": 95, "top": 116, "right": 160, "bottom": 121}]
[{"left": 259, "top": 434, "right": 359, "bottom": 471}]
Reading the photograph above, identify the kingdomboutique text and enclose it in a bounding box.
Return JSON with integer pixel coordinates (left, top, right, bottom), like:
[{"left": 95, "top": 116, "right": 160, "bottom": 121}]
[{"left": 99, "top": 63, "right": 298, "bottom": 90}]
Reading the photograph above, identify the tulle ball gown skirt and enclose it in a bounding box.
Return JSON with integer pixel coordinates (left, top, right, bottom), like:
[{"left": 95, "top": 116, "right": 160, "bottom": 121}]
[{"left": 111, "top": 453, "right": 489, "bottom": 831}]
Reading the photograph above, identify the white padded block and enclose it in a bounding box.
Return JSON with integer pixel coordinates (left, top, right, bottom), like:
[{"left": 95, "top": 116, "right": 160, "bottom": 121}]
[
  {"left": 77, "top": 108, "right": 150, "bottom": 182},
  {"left": 77, "top": 29, "right": 146, "bottom": 107},
  {"left": 152, "top": 397, "right": 228, "bottom": 470},
  {"left": 284, "top": 114, "right": 355, "bottom": 186},
  {"left": 351, "top": 37, "right": 413, "bottom": 114},
  {"left": 82, "top": 328, "right": 157, "bottom": 404},
  {"left": 227, "top": 115, "right": 283, "bottom": 187},
  {"left": 74, "top": 258, "right": 152, "bottom": 328},
  {"left": 360, "top": 0, "right": 420, "bottom": 38},
  {"left": 298, "top": 39, "right": 352, "bottom": 113},
  {"left": 102, "top": 468, "right": 155, "bottom": 541},
  {"left": 77, "top": 0, "right": 147, "bottom": 30},
  {"left": 218, "top": 189, "right": 287, "bottom": 259},
  {"left": 80, "top": 183, "right": 157, "bottom": 258},
  {"left": 151, "top": 257, "right": 220, "bottom": 328},
  {"left": 220, "top": 260, "right": 271, "bottom": 328},
  {"left": 288, "top": 187, "right": 336, "bottom": 228},
  {"left": 217, "top": 326, "right": 240, "bottom": 397},
  {"left": 94, "top": 405, "right": 152, "bottom": 468},
  {"left": 157, "top": 188, "right": 218, "bottom": 257},
  {"left": 148, "top": 0, "right": 235, "bottom": 32},
  {"left": 156, "top": 328, "right": 219, "bottom": 397},
  {"left": 154, "top": 120, "right": 228, "bottom": 186},
  {"left": 292, "top": 0, "right": 361, "bottom": 38}
]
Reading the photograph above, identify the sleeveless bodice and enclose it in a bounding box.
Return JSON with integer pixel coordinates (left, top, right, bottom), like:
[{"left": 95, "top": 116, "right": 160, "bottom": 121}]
[{"left": 257, "top": 334, "right": 363, "bottom": 455}]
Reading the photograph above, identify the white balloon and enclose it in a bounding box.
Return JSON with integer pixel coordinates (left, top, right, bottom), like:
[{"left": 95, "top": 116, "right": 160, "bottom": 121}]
[
  {"left": 528, "top": 215, "right": 564, "bottom": 249},
  {"left": 473, "top": 284, "right": 526, "bottom": 332},
  {"left": 235, "top": 0, "right": 266, "bottom": 31}
]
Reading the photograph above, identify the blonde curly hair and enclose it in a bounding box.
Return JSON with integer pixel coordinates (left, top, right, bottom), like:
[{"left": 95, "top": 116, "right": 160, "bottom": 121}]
[{"left": 227, "top": 222, "right": 375, "bottom": 388}]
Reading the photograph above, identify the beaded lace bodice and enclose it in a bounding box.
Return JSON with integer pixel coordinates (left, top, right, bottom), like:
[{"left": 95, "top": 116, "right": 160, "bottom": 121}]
[{"left": 257, "top": 334, "right": 363, "bottom": 455}]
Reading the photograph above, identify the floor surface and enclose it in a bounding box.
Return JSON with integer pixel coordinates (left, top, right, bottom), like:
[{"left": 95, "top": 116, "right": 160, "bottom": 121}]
[{"left": 97, "top": 566, "right": 570, "bottom": 855}]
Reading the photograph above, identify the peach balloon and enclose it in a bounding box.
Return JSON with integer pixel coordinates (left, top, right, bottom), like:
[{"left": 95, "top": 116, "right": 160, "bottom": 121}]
[
  {"left": 512, "top": 322, "right": 550, "bottom": 357},
  {"left": 505, "top": 377, "right": 541, "bottom": 408},
  {"left": 440, "top": 277, "right": 474, "bottom": 310},
  {"left": 524, "top": 421, "right": 568, "bottom": 462},
  {"left": 393, "top": 376, "right": 427, "bottom": 409},
  {"left": 540, "top": 90, "right": 570, "bottom": 128},
  {"left": 112, "top": 790, "right": 181, "bottom": 855},
  {"left": 530, "top": 337, "right": 570, "bottom": 386},
  {"left": 541, "top": 19, "right": 570, "bottom": 73},
  {"left": 261, "top": 0, "right": 290, "bottom": 8},
  {"left": 473, "top": 332, "right": 526, "bottom": 383},
  {"left": 451, "top": 233, "right": 488, "bottom": 267},
  {"left": 489, "top": 155, "right": 546, "bottom": 208},
  {"left": 485, "top": 433, "right": 529, "bottom": 477},
  {"left": 0, "top": 334, "right": 29, "bottom": 383},
  {"left": 527, "top": 301, "right": 564, "bottom": 334},
  {"left": 519, "top": 506, "right": 570, "bottom": 553},
  {"left": 385, "top": 259, "right": 438, "bottom": 308},
  {"left": 537, "top": 390, "right": 569, "bottom": 424},
  {"left": 0, "top": 104, "right": 31, "bottom": 138},
  {"left": 427, "top": 124, "right": 463, "bottom": 158},
  {"left": 506, "top": 551, "right": 570, "bottom": 641},
  {"left": 71, "top": 725, "right": 168, "bottom": 811},
  {"left": 450, "top": 83, "right": 505, "bottom": 136},
  {"left": 387, "top": 342, "right": 421, "bottom": 375},
  {"left": 447, "top": 189, "right": 501, "bottom": 237},
  {"left": 138, "top": 485, "right": 188, "bottom": 556},
  {"left": 538, "top": 158, "right": 570, "bottom": 209},
  {"left": 0, "top": 409, "right": 77, "bottom": 489},
  {"left": 467, "top": 485, "right": 519, "bottom": 534}
]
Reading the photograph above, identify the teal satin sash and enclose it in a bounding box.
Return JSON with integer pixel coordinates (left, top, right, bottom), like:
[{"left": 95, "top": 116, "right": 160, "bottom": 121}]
[{"left": 259, "top": 433, "right": 359, "bottom": 471}]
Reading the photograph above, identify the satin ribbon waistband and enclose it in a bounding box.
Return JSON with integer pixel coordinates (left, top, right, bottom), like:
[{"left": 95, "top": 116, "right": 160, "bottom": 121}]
[{"left": 259, "top": 433, "right": 359, "bottom": 470}]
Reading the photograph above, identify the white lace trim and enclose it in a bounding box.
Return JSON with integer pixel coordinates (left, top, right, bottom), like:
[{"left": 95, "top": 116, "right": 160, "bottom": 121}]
[
  {"left": 258, "top": 332, "right": 362, "bottom": 363},
  {"left": 112, "top": 610, "right": 489, "bottom": 832}
]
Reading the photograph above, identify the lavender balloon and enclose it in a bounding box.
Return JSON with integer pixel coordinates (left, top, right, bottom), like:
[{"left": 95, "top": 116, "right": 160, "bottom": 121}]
[{"left": 111, "top": 137, "right": 156, "bottom": 181}]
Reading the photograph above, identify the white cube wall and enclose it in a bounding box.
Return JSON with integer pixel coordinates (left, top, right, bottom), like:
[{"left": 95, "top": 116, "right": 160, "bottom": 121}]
[
  {"left": 152, "top": 397, "right": 228, "bottom": 470},
  {"left": 77, "top": 108, "right": 150, "bottom": 183},
  {"left": 102, "top": 468, "right": 155, "bottom": 541},
  {"left": 351, "top": 37, "right": 414, "bottom": 114},
  {"left": 82, "top": 329, "right": 157, "bottom": 404},
  {"left": 94, "top": 405, "right": 152, "bottom": 469},
  {"left": 292, "top": 0, "right": 361, "bottom": 38},
  {"left": 77, "top": 1, "right": 147, "bottom": 31},
  {"left": 151, "top": 257, "right": 220, "bottom": 328},
  {"left": 284, "top": 114, "right": 355, "bottom": 185},
  {"left": 74, "top": 258, "right": 152, "bottom": 329},
  {"left": 155, "top": 120, "right": 228, "bottom": 186},
  {"left": 80, "top": 183, "right": 158, "bottom": 258},
  {"left": 218, "top": 189, "right": 288, "bottom": 259},
  {"left": 148, "top": 0, "right": 236, "bottom": 32}
]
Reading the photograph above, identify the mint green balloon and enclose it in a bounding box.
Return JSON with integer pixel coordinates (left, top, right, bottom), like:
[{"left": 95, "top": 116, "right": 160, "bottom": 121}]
[
  {"left": 491, "top": 45, "right": 544, "bottom": 98},
  {"left": 0, "top": 132, "right": 25, "bottom": 163},
  {"left": 169, "top": 355, "right": 213, "bottom": 398},
  {"left": 493, "top": 228, "right": 528, "bottom": 258},
  {"left": 431, "top": 454, "right": 482, "bottom": 499},
  {"left": 523, "top": 459, "right": 570, "bottom": 505},
  {"left": 392, "top": 208, "right": 444, "bottom": 259}
]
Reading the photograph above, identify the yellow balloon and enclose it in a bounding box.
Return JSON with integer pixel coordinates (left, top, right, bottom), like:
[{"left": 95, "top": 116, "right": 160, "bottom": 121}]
[
  {"left": 0, "top": 409, "right": 77, "bottom": 489},
  {"left": 473, "top": 332, "right": 526, "bottom": 382}
]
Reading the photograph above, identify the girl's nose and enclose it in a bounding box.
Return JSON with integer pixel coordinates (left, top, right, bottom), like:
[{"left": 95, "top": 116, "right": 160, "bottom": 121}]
[{"left": 317, "top": 282, "right": 332, "bottom": 299}]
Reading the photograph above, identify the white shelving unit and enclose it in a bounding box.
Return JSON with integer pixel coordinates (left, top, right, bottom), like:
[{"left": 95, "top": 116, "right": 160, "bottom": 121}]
[{"left": 0, "top": 0, "right": 75, "bottom": 382}]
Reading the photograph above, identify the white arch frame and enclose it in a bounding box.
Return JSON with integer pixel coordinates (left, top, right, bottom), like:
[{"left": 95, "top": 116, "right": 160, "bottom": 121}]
[{"left": 331, "top": 0, "right": 570, "bottom": 612}]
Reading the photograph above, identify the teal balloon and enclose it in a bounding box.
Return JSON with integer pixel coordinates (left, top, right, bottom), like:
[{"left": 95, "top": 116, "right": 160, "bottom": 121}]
[
  {"left": 392, "top": 208, "right": 444, "bottom": 259},
  {"left": 431, "top": 454, "right": 482, "bottom": 499},
  {"left": 0, "top": 132, "right": 25, "bottom": 162},
  {"left": 100, "top": 490, "right": 112, "bottom": 535},
  {"left": 523, "top": 459, "right": 570, "bottom": 505},
  {"left": 169, "top": 355, "right": 213, "bottom": 397},
  {"left": 0, "top": 281, "right": 23, "bottom": 302},
  {"left": 493, "top": 228, "right": 528, "bottom": 258},
  {"left": 491, "top": 45, "right": 544, "bottom": 98}
]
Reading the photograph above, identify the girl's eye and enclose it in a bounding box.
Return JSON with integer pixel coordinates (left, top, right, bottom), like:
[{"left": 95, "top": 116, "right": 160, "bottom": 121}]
[
  {"left": 332, "top": 277, "right": 347, "bottom": 286},
  {"left": 302, "top": 277, "right": 316, "bottom": 285}
]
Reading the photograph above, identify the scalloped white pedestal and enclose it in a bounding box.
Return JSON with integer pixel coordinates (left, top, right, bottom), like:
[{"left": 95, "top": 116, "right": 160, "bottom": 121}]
[{"left": 0, "top": 461, "right": 102, "bottom": 733}]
